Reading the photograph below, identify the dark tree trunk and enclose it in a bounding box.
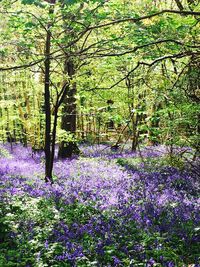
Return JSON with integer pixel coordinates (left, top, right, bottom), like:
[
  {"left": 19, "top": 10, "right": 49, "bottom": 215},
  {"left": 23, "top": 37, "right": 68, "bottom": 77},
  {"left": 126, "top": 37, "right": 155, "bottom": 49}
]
[
  {"left": 131, "top": 113, "right": 139, "bottom": 152},
  {"left": 49, "top": 106, "right": 58, "bottom": 178},
  {"left": 195, "top": 112, "right": 200, "bottom": 157},
  {"left": 58, "top": 60, "right": 79, "bottom": 158},
  {"left": 44, "top": 24, "right": 53, "bottom": 183},
  {"left": 43, "top": 1, "right": 56, "bottom": 183}
]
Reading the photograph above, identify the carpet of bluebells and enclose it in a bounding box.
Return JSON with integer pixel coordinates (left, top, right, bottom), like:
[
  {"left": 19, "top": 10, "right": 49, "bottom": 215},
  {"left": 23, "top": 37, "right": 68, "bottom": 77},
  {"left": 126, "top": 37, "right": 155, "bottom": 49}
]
[{"left": 0, "top": 143, "right": 199, "bottom": 267}]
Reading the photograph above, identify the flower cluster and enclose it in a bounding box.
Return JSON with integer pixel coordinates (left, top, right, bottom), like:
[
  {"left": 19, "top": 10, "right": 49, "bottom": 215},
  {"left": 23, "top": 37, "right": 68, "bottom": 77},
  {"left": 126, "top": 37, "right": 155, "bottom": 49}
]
[{"left": 0, "top": 143, "right": 199, "bottom": 266}]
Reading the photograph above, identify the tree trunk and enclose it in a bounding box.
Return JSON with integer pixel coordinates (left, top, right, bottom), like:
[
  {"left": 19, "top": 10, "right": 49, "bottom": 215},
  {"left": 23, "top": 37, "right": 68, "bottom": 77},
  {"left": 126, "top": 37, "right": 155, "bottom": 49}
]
[
  {"left": 58, "top": 60, "right": 79, "bottom": 158},
  {"left": 49, "top": 106, "right": 58, "bottom": 178},
  {"left": 131, "top": 113, "right": 139, "bottom": 152},
  {"left": 44, "top": 23, "right": 53, "bottom": 182}
]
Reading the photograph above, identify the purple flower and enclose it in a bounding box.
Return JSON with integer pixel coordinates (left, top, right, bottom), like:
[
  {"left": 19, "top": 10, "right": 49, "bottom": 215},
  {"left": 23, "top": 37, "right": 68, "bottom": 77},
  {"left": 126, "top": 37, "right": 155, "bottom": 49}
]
[
  {"left": 147, "top": 258, "right": 155, "bottom": 266},
  {"left": 166, "top": 261, "right": 175, "bottom": 267},
  {"left": 0, "top": 143, "right": 199, "bottom": 265},
  {"left": 112, "top": 256, "right": 121, "bottom": 266},
  {"left": 44, "top": 240, "right": 49, "bottom": 249}
]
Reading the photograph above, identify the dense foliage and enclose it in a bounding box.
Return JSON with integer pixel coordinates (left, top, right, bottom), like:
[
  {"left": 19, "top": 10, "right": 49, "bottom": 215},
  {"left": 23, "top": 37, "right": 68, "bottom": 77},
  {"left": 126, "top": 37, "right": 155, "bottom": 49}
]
[{"left": 0, "top": 0, "right": 199, "bottom": 154}]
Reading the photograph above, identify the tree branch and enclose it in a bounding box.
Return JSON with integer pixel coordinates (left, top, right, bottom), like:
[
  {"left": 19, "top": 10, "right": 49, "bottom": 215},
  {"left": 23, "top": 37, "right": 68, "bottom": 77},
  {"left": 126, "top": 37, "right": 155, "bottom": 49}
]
[
  {"left": 86, "top": 51, "right": 200, "bottom": 91},
  {"left": 0, "top": 59, "right": 44, "bottom": 72},
  {"left": 79, "top": 39, "right": 200, "bottom": 58},
  {"left": 86, "top": 9, "right": 200, "bottom": 31},
  {"left": 174, "top": 0, "right": 184, "bottom": 11}
]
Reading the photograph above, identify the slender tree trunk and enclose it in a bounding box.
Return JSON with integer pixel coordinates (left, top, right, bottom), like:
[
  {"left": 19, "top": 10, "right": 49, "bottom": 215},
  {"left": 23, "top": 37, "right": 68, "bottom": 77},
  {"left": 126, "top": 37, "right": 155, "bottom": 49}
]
[
  {"left": 195, "top": 112, "right": 200, "bottom": 157},
  {"left": 49, "top": 106, "right": 58, "bottom": 178},
  {"left": 43, "top": 0, "right": 56, "bottom": 182},
  {"left": 131, "top": 113, "right": 139, "bottom": 152},
  {"left": 44, "top": 23, "right": 52, "bottom": 182}
]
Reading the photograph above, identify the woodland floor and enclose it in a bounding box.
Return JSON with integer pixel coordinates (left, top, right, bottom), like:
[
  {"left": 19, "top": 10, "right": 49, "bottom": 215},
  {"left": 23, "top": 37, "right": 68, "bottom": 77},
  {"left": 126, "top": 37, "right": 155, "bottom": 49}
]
[{"left": 0, "top": 144, "right": 199, "bottom": 267}]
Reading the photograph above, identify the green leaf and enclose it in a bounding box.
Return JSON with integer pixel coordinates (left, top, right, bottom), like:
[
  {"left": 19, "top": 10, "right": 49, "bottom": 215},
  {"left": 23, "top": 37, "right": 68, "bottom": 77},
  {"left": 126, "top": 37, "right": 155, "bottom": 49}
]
[{"left": 21, "top": 0, "right": 36, "bottom": 4}]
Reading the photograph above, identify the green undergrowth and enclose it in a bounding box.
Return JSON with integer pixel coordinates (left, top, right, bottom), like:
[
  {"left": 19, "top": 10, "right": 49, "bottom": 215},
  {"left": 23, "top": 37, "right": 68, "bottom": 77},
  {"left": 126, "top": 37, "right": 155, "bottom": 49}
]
[{"left": 116, "top": 154, "right": 187, "bottom": 173}]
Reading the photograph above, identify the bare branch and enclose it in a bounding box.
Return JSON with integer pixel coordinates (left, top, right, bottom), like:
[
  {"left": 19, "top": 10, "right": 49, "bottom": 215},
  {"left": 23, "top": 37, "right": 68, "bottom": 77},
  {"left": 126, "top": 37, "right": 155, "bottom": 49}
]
[
  {"left": 86, "top": 9, "right": 200, "bottom": 32},
  {"left": 174, "top": 0, "right": 184, "bottom": 11},
  {"left": 79, "top": 39, "right": 200, "bottom": 58},
  {"left": 0, "top": 59, "right": 44, "bottom": 72},
  {"left": 139, "top": 51, "right": 200, "bottom": 67}
]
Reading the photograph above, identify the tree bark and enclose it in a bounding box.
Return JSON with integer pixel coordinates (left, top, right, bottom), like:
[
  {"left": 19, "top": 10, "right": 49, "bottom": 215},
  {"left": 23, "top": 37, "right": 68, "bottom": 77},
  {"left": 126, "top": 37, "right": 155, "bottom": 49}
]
[
  {"left": 58, "top": 59, "right": 79, "bottom": 158},
  {"left": 174, "top": 0, "right": 184, "bottom": 11},
  {"left": 44, "top": 24, "right": 52, "bottom": 182}
]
